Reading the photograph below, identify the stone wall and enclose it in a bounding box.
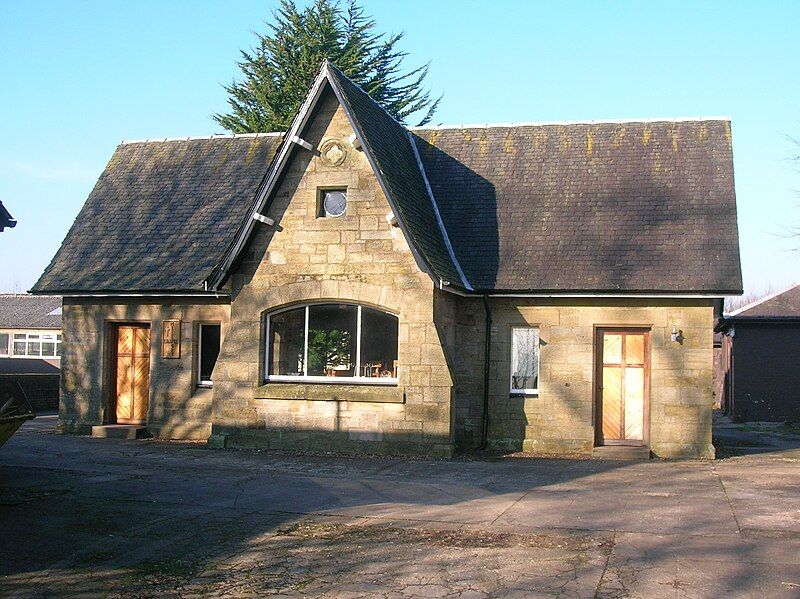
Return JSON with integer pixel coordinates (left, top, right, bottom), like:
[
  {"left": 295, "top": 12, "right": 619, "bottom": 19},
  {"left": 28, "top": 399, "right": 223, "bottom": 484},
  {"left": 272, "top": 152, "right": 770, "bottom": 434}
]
[
  {"left": 59, "top": 298, "right": 229, "bottom": 439},
  {"left": 209, "top": 88, "right": 454, "bottom": 456},
  {"left": 449, "top": 297, "right": 716, "bottom": 459},
  {"left": 56, "top": 88, "right": 717, "bottom": 460}
]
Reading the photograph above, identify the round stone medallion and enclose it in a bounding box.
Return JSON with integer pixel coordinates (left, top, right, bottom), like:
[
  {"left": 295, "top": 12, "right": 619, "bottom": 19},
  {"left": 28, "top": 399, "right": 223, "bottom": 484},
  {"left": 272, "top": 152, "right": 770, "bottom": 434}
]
[{"left": 320, "top": 139, "right": 347, "bottom": 166}]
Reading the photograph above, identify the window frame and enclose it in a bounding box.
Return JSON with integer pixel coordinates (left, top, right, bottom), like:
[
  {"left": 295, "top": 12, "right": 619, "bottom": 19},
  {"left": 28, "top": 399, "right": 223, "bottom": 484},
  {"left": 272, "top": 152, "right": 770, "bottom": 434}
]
[
  {"left": 316, "top": 187, "right": 348, "bottom": 218},
  {"left": 4, "top": 330, "right": 61, "bottom": 358},
  {"left": 264, "top": 303, "right": 399, "bottom": 386},
  {"left": 509, "top": 326, "right": 540, "bottom": 396},
  {"left": 196, "top": 322, "right": 222, "bottom": 388}
]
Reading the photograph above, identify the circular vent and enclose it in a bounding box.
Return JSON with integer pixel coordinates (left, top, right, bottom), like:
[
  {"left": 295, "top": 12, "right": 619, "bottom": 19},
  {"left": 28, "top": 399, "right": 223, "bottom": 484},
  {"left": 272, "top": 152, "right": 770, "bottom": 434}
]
[{"left": 323, "top": 190, "right": 347, "bottom": 217}]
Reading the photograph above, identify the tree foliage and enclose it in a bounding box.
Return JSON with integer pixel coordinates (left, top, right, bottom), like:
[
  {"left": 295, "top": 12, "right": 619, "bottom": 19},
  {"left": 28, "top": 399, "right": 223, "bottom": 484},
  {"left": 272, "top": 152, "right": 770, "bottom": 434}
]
[
  {"left": 307, "top": 328, "right": 352, "bottom": 374},
  {"left": 214, "top": 0, "right": 439, "bottom": 133}
]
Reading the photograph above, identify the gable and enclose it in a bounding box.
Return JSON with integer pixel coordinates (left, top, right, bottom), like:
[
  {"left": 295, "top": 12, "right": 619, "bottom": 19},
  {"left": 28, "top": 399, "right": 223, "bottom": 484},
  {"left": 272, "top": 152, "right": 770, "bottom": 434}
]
[
  {"left": 229, "top": 88, "right": 428, "bottom": 291},
  {"left": 208, "top": 61, "right": 468, "bottom": 292}
]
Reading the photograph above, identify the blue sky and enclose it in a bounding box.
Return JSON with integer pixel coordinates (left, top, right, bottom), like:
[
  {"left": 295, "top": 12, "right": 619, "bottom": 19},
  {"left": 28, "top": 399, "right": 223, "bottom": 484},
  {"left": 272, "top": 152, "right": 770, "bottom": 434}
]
[{"left": 1, "top": 1, "right": 798, "bottom": 295}]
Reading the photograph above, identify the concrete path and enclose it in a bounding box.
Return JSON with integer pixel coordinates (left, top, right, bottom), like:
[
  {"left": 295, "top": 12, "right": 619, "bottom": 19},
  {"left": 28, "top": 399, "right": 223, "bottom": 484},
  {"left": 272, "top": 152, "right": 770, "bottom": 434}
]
[{"left": 1, "top": 415, "right": 799, "bottom": 597}]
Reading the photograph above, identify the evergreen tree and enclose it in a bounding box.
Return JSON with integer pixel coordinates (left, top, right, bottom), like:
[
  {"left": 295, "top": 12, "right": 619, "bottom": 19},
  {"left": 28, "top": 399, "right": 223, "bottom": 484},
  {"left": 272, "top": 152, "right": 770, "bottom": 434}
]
[{"left": 214, "top": 0, "right": 440, "bottom": 133}]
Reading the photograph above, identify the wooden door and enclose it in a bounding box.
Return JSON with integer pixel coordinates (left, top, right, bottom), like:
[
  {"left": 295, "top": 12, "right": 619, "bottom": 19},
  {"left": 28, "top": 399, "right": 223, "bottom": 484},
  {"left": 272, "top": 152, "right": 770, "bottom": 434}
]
[
  {"left": 598, "top": 330, "right": 649, "bottom": 445},
  {"left": 115, "top": 325, "right": 150, "bottom": 425}
]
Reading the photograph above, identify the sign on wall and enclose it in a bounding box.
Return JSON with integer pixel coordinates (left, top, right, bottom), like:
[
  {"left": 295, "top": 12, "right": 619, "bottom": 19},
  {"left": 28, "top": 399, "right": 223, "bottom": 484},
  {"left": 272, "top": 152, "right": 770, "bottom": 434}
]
[{"left": 161, "top": 320, "right": 181, "bottom": 359}]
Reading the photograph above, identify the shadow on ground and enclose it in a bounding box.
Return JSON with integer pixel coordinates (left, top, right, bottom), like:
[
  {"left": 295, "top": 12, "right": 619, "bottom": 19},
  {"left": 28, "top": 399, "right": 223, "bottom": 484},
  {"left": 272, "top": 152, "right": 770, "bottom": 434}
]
[
  {"left": 713, "top": 409, "right": 800, "bottom": 459},
  {"left": 1, "top": 415, "right": 799, "bottom": 597}
]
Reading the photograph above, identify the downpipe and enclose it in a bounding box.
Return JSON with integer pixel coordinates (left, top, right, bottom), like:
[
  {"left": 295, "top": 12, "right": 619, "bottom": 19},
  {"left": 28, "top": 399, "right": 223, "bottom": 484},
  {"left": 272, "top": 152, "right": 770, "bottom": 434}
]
[{"left": 480, "top": 294, "right": 492, "bottom": 450}]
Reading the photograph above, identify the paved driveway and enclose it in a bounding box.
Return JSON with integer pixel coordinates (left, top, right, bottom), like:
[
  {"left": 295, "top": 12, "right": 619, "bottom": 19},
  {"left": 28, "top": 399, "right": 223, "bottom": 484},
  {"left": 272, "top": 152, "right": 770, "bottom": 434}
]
[{"left": 1, "top": 415, "right": 799, "bottom": 598}]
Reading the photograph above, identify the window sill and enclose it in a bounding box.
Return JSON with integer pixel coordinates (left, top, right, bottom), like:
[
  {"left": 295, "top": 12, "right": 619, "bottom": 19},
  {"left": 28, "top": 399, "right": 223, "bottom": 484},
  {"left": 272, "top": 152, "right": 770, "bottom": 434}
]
[
  {"left": 254, "top": 382, "right": 404, "bottom": 404},
  {"left": 510, "top": 390, "right": 539, "bottom": 397},
  {"left": 266, "top": 375, "right": 398, "bottom": 386}
]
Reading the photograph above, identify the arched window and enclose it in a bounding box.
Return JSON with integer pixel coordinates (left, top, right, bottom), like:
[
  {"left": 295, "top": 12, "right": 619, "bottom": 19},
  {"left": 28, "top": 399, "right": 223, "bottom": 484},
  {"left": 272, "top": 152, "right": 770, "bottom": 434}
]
[{"left": 265, "top": 304, "right": 399, "bottom": 384}]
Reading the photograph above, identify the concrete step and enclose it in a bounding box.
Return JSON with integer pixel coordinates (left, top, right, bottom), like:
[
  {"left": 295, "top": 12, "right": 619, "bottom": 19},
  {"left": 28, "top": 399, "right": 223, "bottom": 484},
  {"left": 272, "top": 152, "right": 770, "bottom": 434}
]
[
  {"left": 91, "top": 425, "right": 150, "bottom": 440},
  {"left": 592, "top": 445, "right": 651, "bottom": 460}
]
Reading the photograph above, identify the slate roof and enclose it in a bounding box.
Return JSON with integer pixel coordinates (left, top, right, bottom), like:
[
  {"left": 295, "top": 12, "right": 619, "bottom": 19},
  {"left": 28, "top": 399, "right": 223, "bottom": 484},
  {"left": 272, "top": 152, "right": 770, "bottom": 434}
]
[
  {"left": 0, "top": 294, "right": 62, "bottom": 329},
  {"left": 32, "top": 64, "right": 741, "bottom": 295},
  {"left": 0, "top": 358, "right": 61, "bottom": 375},
  {"left": 0, "top": 200, "right": 16, "bottom": 232},
  {"left": 728, "top": 284, "right": 800, "bottom": 318},
  {"left": 32, "top": 135, "right": 282, "bottom": 293},
  {"left": 414, "top": 120, "right": 741, "bottom": 292}
]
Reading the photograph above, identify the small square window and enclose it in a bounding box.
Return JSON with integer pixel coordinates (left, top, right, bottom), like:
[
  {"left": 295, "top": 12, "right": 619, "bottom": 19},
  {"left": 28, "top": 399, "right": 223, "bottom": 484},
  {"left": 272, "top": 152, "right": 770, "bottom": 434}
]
[{"left": 318, "top": 189, "right": 347, "bottom": 218}]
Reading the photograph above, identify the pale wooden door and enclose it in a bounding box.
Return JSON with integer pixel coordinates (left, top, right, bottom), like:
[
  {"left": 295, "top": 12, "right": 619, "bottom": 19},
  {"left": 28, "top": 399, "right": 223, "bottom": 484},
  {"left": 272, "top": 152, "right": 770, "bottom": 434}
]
[
  {"left": 115, "top": 325, "right": 150, "bottom": 425},
  {"left": 600, "top": 331, "right": 648, "bottom": 445}
]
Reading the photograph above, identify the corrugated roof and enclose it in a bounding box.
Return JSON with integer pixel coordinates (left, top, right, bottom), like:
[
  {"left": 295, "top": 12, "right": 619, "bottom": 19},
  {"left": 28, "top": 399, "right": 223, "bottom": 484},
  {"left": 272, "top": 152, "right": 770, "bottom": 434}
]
[{"left": 0, "top": 295, "right": 62, "bottom": 329}]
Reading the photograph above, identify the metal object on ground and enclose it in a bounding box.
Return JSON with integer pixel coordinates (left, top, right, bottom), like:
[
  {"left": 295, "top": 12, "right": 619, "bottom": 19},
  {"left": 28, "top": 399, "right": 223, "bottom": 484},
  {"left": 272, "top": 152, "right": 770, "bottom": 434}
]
[{"left": 0, "top": 378, "right": 36, "bottom": 449}]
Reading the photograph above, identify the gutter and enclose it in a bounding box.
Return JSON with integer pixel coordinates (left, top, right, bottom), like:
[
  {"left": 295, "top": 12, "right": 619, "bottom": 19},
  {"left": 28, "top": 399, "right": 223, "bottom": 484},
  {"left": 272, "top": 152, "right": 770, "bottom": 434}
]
[
  {"left": 438, "top": 286, "right": 735, "bottom": 299},
  {"left": 480, "top": 294, "right": 492, "bottom": 451},
  {"left": 31, "top": 291, "right": 230, "bottom": 299}
]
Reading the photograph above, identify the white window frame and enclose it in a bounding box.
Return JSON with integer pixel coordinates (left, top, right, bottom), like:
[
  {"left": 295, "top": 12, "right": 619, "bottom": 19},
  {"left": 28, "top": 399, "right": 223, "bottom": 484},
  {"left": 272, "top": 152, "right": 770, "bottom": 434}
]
[
  {"left": 265, "top": 303, "right": 399, "bottom": 385},
  {"left": 197, "top": 323, "right": 221, "bottom": 388},
  {"left": 3, "top": 330, "right": 61, "bottom": 359},
  {"left": 509, "top": 326, "right": 540, "bottom": 395}
]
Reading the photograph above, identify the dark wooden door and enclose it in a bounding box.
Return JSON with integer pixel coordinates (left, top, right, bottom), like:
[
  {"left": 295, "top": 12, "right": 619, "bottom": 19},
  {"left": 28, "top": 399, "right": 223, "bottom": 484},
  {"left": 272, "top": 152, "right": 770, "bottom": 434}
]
[
  {"left": 115, "top": 325, "right": 150, "bottom": 425},
  {"left": 598, "top": 330, "right": 649, "bottom": 445}
]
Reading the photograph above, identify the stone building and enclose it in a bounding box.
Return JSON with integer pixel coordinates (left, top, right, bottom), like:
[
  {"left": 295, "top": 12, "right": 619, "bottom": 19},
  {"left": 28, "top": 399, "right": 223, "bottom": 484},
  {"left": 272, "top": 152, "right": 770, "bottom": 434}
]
[{"left": 32, "top": 62, "right": 741, "bottom": 458}]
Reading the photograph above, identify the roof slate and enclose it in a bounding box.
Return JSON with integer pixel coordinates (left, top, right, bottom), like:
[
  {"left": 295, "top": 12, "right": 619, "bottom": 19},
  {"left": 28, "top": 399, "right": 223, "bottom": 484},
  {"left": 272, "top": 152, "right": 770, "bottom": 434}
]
[
  {"left": 414, "top": 121, "right": 741, "bottom": 292},
  {"left": 0, "top": 294, "right": 62, "bottom": 329},
  {"left": 32, "top": 136, "right": 281, "bottom": 293},
  {"left": 0, "top": 357, "right": 61, "bottom": 375},
  {"left": 731, "top": 284, "right": 800, "bottom": 318},
  {"left": 32, "top": 65, "right": 741, "bottom": 295}
]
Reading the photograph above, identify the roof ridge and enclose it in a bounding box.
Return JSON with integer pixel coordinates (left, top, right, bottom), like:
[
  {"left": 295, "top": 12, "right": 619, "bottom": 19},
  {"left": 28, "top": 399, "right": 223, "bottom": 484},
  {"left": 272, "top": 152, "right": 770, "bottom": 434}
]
[
  {"left": 410, "top": 116, "right": 732, "bottom": 131},
  {"left": 120, "top": 132, "right": 284, "bottom": 145},
  {"left": 0, "top": 293, "right": 61, "bottom": 298},
  {"left": 119, "top": 119, "right": 732, "bottom": 146},
  {"left": 725, "top": 283, "right": 800, "bottom": 317}
]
